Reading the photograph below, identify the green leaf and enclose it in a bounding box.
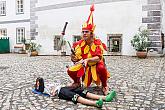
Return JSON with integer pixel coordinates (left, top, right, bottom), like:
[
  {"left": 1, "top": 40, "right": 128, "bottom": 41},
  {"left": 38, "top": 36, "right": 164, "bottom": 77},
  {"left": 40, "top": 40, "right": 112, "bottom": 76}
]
[{"left": 130, "top": 28, "right": 149, "bottom": 51}]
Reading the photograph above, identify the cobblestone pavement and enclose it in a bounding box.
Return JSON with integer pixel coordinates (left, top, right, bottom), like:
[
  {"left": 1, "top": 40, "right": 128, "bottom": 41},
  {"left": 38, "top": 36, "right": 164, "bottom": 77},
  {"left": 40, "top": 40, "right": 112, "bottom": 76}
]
[{"left": 0, "top": 54, "right": 165, "bottom": 110}]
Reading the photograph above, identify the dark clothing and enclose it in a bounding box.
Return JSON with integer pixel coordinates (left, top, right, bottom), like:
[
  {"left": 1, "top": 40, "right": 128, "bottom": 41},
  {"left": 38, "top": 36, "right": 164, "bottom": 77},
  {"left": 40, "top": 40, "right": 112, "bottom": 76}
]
[{"left": 58, "top": 87, "right": 88, "bottom": 104}]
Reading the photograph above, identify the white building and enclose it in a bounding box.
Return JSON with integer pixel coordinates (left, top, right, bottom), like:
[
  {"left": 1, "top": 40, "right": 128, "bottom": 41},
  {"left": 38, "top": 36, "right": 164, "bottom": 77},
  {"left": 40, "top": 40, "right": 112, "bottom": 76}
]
[
  {"left": 33, "top": 0, "right": 165, "bottom": 56},
  {"left": 0, "top": 0, "right": 30, "bottom": 51},
  {"left": 0, "top": 0, "right": 164, "bottom": 56},
  {"left": 162, "top": 0, "right": 165, "bottom": 33}
]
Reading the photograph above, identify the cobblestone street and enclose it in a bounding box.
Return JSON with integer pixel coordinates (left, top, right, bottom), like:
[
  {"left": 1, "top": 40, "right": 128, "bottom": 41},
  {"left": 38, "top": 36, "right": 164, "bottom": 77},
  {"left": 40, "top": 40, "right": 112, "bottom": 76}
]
[{"left": 0, "top": 54, "right": 165, "bottom": 110}]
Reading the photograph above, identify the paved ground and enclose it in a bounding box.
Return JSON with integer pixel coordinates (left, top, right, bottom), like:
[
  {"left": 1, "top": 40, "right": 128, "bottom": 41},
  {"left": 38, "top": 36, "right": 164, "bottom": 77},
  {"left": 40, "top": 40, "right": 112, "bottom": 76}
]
[{"left": 0, "top": 54, "right": 165, "bottom": 110}]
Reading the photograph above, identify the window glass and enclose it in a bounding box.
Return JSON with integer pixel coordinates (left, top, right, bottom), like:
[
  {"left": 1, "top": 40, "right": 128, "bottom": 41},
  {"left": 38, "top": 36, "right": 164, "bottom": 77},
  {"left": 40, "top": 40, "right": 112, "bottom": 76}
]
[
  {"left": 0, "top": 1, "right": 6, "bottom": 16},
  {"left": 16, "top": 0, "right": 24, "bottom": 14},
  {"left": 16, "top": 28, "right": 25, "bottom": 44},
  {"left": 0, "top": 29, "right": 7, "bottom": 36}
]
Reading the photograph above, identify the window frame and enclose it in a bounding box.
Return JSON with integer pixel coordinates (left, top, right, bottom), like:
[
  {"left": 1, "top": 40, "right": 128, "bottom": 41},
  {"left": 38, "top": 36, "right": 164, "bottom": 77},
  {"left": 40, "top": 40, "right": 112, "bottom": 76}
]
[
  {"left": 73, "top": 35, "right": 81, "bottom": 43},
  {"left": 107, "top": 34, "right": 122, "bottom": 53},
  {"left": 54, "top": 35, "right": 62, "bottom": 50},
  {"left": 16, "top": 27, "right": 25, "bottom": 44},
  {"left": 0, "top": 28, "right": 7, "bottom": 36},
  {"left": 16, "top": 0, "right": 24, "bottom": 14},
  {"left": 0, "top": 1, "right": 6, "bottom": 16}
]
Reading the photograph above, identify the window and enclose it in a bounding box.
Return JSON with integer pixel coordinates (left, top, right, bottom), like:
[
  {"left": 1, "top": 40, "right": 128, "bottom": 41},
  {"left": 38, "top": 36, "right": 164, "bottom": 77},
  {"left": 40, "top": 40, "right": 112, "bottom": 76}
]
[
  {"left": 107, "top": 34, "right": 122, "bottom": 53},
  {"left": 54, "top": 35, "right": 62, "bottom": 50},
  {"left": 0, "top": 1, "right": 6, "bottom": 16},
  {"left": 0, "top": 28, "right": 7, "bottom": 36},
  {"left": 73, "top": 35, "right": 81, "bottom": 42},
  {"left": 16, "top": 0, "right": 24, "bottom": 14},
  {"left": 16, "top": 28, "right": 25, "bottom": 44},
  {"left": 112, "top": 39, "right": 120, "bottom": 52}
]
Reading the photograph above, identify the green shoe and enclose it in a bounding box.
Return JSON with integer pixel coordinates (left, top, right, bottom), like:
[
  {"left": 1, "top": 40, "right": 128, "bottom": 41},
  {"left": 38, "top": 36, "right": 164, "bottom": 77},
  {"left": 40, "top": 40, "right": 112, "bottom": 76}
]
[
  {"left": 105, "top": 90, "right": 116, "bottom": 102},
  {"left": 96, "top": 98, "right": 103, "bottom": 108}
]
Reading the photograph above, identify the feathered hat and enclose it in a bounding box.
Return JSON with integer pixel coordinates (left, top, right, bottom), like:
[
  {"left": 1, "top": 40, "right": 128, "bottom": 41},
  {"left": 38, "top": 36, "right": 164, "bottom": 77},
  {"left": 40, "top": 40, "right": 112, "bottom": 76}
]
[{"left": 82, "top": 4, "right": 96, "bottom": 33}]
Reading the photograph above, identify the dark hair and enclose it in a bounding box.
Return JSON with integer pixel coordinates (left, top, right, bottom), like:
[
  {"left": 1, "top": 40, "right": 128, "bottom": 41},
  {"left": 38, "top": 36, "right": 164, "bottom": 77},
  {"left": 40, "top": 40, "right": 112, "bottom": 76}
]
[{"left": 35, "top": 77, "right": 44, "bottom": 92}]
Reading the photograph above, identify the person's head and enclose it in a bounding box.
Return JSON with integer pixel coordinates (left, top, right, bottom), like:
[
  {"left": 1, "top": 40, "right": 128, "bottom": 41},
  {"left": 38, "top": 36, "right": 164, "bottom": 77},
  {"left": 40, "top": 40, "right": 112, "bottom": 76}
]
[
  {"left": 35, "top": 77, "right": 44, "bottom": 92},
  {"left": 82, "top": 29, "right": 93, "bottom": 41},
  {"left": 81, "top": 4, "right": 95, "bottom": 42}
]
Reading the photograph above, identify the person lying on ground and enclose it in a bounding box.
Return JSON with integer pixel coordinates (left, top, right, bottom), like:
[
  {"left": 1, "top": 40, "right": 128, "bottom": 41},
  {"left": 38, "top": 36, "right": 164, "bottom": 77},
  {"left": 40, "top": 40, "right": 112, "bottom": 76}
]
[{"left": 34, "top": 77, "right": 116, "bottom": 108}]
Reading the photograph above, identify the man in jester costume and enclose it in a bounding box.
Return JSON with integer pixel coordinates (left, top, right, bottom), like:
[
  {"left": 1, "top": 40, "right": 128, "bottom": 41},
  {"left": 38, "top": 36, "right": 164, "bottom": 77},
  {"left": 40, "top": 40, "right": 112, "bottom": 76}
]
[{"left": 67, "top": 4, "right": 110, "bottom": 95}]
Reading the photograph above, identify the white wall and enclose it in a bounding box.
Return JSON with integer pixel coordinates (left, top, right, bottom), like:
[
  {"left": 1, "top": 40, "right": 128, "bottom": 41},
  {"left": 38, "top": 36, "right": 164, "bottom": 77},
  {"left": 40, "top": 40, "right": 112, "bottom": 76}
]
[
  {"left": 0, "top": 0, "right": 30, "bottom": 21},
  {"left": 0, "top": 23, "right": 30, "bottom": 51},
  {"left": 0, "top": 0, "right": 30, "bottom": 51},
  {"left": 36, "top": 0, "right": 79, "bottom": 7},
  {"left": 36, "top": 0, "right": 143, "bottom": 55},
  {"left": 162, "top": 0, "right": 165, "bottom": 34}
]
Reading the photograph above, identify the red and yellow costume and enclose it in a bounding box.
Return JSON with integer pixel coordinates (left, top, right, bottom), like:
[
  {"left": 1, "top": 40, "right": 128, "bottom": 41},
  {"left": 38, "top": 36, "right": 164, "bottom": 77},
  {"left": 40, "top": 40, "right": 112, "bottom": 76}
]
[{"left": 67, "top": 4, "right": 110, "bottom": 87}]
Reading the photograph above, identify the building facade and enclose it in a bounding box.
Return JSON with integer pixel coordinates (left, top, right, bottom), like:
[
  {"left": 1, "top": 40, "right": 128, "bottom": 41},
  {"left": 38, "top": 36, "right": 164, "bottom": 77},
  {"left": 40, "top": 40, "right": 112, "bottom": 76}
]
[
  {"left": 0, "top": 0, "right": 30, "bottom": 51},
  {"left": 0, "top": 0, "right": 165, "bottom": 56}
]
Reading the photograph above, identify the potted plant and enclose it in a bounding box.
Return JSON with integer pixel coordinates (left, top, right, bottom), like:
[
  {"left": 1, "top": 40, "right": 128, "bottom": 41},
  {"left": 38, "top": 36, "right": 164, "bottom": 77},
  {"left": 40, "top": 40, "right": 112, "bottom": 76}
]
[
  {"left": 28, "top": 42, "right": 41, "bottom": 56},
  {"left": 131, "top": 27, "right": 150, "bottom": 58}
]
